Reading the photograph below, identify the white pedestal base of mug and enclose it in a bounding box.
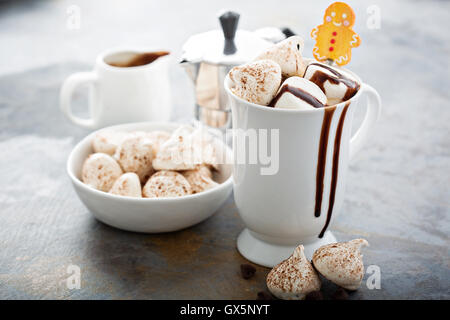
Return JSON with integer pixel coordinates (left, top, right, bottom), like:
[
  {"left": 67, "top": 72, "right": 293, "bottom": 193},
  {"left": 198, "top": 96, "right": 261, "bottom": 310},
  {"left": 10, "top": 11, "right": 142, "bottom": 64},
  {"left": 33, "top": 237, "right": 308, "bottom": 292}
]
[{"left": 237, "top": 229, "right": 337, "bottom": 268}]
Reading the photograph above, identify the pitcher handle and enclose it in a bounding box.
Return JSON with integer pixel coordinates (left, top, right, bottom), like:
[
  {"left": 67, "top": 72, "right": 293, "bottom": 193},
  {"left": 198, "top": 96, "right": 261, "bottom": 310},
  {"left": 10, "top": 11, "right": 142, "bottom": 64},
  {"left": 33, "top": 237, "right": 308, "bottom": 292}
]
[
  {"left": 60, "top": 71, "right": 98, "bottom": 129},
  {"left": 349, "top": 83, "right": 382, "bottom": 161}
]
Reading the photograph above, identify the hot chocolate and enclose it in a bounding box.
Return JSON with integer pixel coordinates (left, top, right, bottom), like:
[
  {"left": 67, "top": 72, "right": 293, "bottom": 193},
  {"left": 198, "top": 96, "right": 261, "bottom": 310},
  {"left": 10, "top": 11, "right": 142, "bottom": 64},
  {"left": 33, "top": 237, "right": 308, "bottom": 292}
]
[{"left": 227, "top": 36, "right": 362, "bottom": 238}]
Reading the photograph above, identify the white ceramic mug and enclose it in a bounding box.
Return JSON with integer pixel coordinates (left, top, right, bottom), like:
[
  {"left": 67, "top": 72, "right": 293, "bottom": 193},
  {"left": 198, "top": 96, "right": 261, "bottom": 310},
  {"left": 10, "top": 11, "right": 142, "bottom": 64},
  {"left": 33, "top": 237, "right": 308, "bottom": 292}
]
[
  {"left": 60, "top": 48, "right": 171, "bottom": 129},
  {"left": 225, "top": 68, "right": 381, "bottom": 267}
]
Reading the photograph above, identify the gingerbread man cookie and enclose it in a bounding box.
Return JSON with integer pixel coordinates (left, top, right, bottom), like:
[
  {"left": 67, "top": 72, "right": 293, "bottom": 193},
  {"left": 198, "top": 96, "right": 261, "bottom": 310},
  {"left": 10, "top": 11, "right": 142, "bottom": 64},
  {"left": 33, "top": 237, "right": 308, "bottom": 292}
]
[{"left": 311, "top": 2, "right": 361, "bottom": 66}]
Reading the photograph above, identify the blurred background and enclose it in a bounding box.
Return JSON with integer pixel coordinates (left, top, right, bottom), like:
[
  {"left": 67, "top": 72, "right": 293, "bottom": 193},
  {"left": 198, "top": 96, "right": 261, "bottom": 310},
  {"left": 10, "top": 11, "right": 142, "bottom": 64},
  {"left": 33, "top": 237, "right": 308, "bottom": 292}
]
[{"left": 1, "top": 0, "right": 448, "bottom": 120}]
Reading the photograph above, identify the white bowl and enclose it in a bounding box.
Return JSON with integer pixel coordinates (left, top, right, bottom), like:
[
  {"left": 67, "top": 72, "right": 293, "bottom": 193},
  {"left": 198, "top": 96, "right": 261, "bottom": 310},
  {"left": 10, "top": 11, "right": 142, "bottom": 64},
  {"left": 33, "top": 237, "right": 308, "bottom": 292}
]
[{"left": 67, "top": 122, "right": 233, "bottom": 233}]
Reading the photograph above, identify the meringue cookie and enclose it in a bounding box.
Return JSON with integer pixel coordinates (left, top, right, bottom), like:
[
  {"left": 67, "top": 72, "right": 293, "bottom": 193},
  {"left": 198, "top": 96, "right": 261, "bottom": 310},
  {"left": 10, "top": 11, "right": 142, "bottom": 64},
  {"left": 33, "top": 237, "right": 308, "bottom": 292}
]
[
  {"left": 228, "top": 59, "right": 281, "bottom": 106},
  {"left": 255, "top": 36, "right": 306, "bottom": 77},
  {"left": 92, "top": 131, "right": 127, "bottom": 155},
  {"left": 266, "top": 245, "right": 321, "bottom": 300},
  {"left": 303, "top": 62, "right": 360, "bottom": 105},
  {"left": 109, "top": 172, "right": 142, "bottom": 197},
  {"left": 144, "top": 130, "right": 171, "bottom": 154},
  {"left": 271, "top": 76, "right": 327, "bottom": 110},
  {"left": 190, "top": 127, "right": 220, "bottom": 169},
  {"left": 182, "top": 166, "right": 217, "bottom": 193},
  {"left": 312, "top": 239, "right": 369, "bottom": 291},
  {"left": 152, "top": 126, "right": 198, "bottom": 171},
  {"left": 152, "top": 125, "right": 219, "bottom": 171},
  {"left": 196, "top": 164, "right": 213, "bottom": 179},
  {"left": 142, "top": 170, "right": 192, "bottom": 198},
  {"left": 114, "top": 135, "right": 155, "bottom": 183},
  {"left": 82, "top": 153, "right": 123, "bottom": 192}
]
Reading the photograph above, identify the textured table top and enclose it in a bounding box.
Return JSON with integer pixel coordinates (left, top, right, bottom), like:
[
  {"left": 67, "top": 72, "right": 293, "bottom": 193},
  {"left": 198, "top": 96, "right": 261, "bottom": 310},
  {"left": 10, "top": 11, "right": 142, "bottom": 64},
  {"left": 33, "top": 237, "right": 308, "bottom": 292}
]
[{"left": 0, "top": 0, "right": 449, "bottom": 299}]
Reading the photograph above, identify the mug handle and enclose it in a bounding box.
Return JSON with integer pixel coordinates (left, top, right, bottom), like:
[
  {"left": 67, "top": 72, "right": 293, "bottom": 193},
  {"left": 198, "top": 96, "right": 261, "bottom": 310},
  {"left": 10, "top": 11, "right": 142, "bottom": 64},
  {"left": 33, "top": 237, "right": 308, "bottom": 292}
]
[
  {"left": 60, "top": 71, "right": 98, "bottom": 129},
  {"left": 349, "top": 83, "right": 382, "bottom": 161}
]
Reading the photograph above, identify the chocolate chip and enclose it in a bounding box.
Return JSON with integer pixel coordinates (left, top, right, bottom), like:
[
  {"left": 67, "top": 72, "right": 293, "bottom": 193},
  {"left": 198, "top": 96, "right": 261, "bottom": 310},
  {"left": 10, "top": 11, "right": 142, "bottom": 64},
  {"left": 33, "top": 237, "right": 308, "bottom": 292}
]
[
  {"left": 332, "top": 287, "right": 349, "bottom": 300},
  {"left": 240, "top": 264, "right": 256, "bottom": 279},
  {"left": 257, "top": 291, "right": 273, "bottom": 300},
  {"left": 305, "top": 291, "right": 324, "bottom": 300}
]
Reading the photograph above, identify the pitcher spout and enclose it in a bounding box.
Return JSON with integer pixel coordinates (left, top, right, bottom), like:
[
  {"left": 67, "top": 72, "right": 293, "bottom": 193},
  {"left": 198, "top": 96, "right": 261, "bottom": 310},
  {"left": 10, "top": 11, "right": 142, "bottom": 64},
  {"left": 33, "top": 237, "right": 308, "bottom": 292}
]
[{"left": 180, "top": 59, "right": 200, "bottom": 84}]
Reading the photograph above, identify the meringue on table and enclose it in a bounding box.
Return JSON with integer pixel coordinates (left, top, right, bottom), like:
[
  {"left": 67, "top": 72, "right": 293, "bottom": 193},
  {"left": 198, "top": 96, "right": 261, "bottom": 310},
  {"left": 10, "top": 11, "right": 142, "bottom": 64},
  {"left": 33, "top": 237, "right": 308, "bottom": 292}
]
[
  {"left": 312, "top": 238, "right": 369, "bottom": 291},
  {"left": 266, "top": 245, "right": 321, "bottom": 300}
]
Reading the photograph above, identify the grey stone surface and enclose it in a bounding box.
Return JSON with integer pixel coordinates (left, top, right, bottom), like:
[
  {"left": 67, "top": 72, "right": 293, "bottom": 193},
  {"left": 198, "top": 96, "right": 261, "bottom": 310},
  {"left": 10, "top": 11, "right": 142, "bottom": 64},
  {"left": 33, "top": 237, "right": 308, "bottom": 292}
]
[{"left": 0, "top": 0, "right": 449, "bottom": 299}]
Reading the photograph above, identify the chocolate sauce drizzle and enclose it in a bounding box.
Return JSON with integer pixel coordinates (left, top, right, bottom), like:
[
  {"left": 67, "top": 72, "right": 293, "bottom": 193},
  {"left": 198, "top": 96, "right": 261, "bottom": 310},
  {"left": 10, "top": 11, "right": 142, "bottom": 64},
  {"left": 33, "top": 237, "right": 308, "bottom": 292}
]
[
  {"left": 314, "top": 106, "right": 336, "bottom": 217},
  {"left": 306, "top": 63, "right": 360, "bottom": 102},
  {"left": 318, "top": 102, "right": 350, "bottom": 238},
  {"left": 269, "top": 84, "right": 326, "bottom": 108}
]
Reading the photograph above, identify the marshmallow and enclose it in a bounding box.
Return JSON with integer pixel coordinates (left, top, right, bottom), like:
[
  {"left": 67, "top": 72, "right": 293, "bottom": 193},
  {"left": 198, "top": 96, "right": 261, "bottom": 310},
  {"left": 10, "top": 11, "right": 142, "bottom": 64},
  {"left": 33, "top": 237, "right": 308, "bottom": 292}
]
[
  {"left": 92, "top": 131, "right": 127, "bottom": 155},
  {"left": 303, "top": 62, "right": 360, "bottom": 105},
  {"left": 82, "top": 153, "right": 123, "bottom": 192},
  {"left": 109, "top": 172, "right": 142, "bottom": 197},
  {"left": 272, "top": 76, "right": 327, "bottom": 110},
  {"left": 266, "top": 245, "right": 321, "bottom": 300},
  {"left": 142, "top": 170, "right": 192, "bottom": 198},
  {"left": 255, "top": 36, "right": 306, "bottom": 77},
  {"left": 182, "top": 166, "right": 217, "bottom": 194},
  {"left": 312, "top": 239, "right": 369, "bottom": 291},
  {"left": 114, "top": 135, "right": 155, "bottom": 183},
  {"left": 228, "top": 59, "right": 281, "bottom": 106}
]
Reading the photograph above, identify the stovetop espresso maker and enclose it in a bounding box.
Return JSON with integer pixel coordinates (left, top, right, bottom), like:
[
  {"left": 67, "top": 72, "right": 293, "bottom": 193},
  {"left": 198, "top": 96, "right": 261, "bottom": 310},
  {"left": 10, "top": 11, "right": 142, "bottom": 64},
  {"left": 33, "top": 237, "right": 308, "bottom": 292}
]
[{"left": 180, "top": 11, "right": 272, "bottom": 129}]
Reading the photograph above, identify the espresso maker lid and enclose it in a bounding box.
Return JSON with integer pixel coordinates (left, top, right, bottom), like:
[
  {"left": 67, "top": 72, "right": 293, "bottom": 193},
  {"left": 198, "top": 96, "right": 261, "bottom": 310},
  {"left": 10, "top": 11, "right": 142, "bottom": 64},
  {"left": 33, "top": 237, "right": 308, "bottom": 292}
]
[{"left": 181, "top": 11, "right": 272, "bottom": 66}]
